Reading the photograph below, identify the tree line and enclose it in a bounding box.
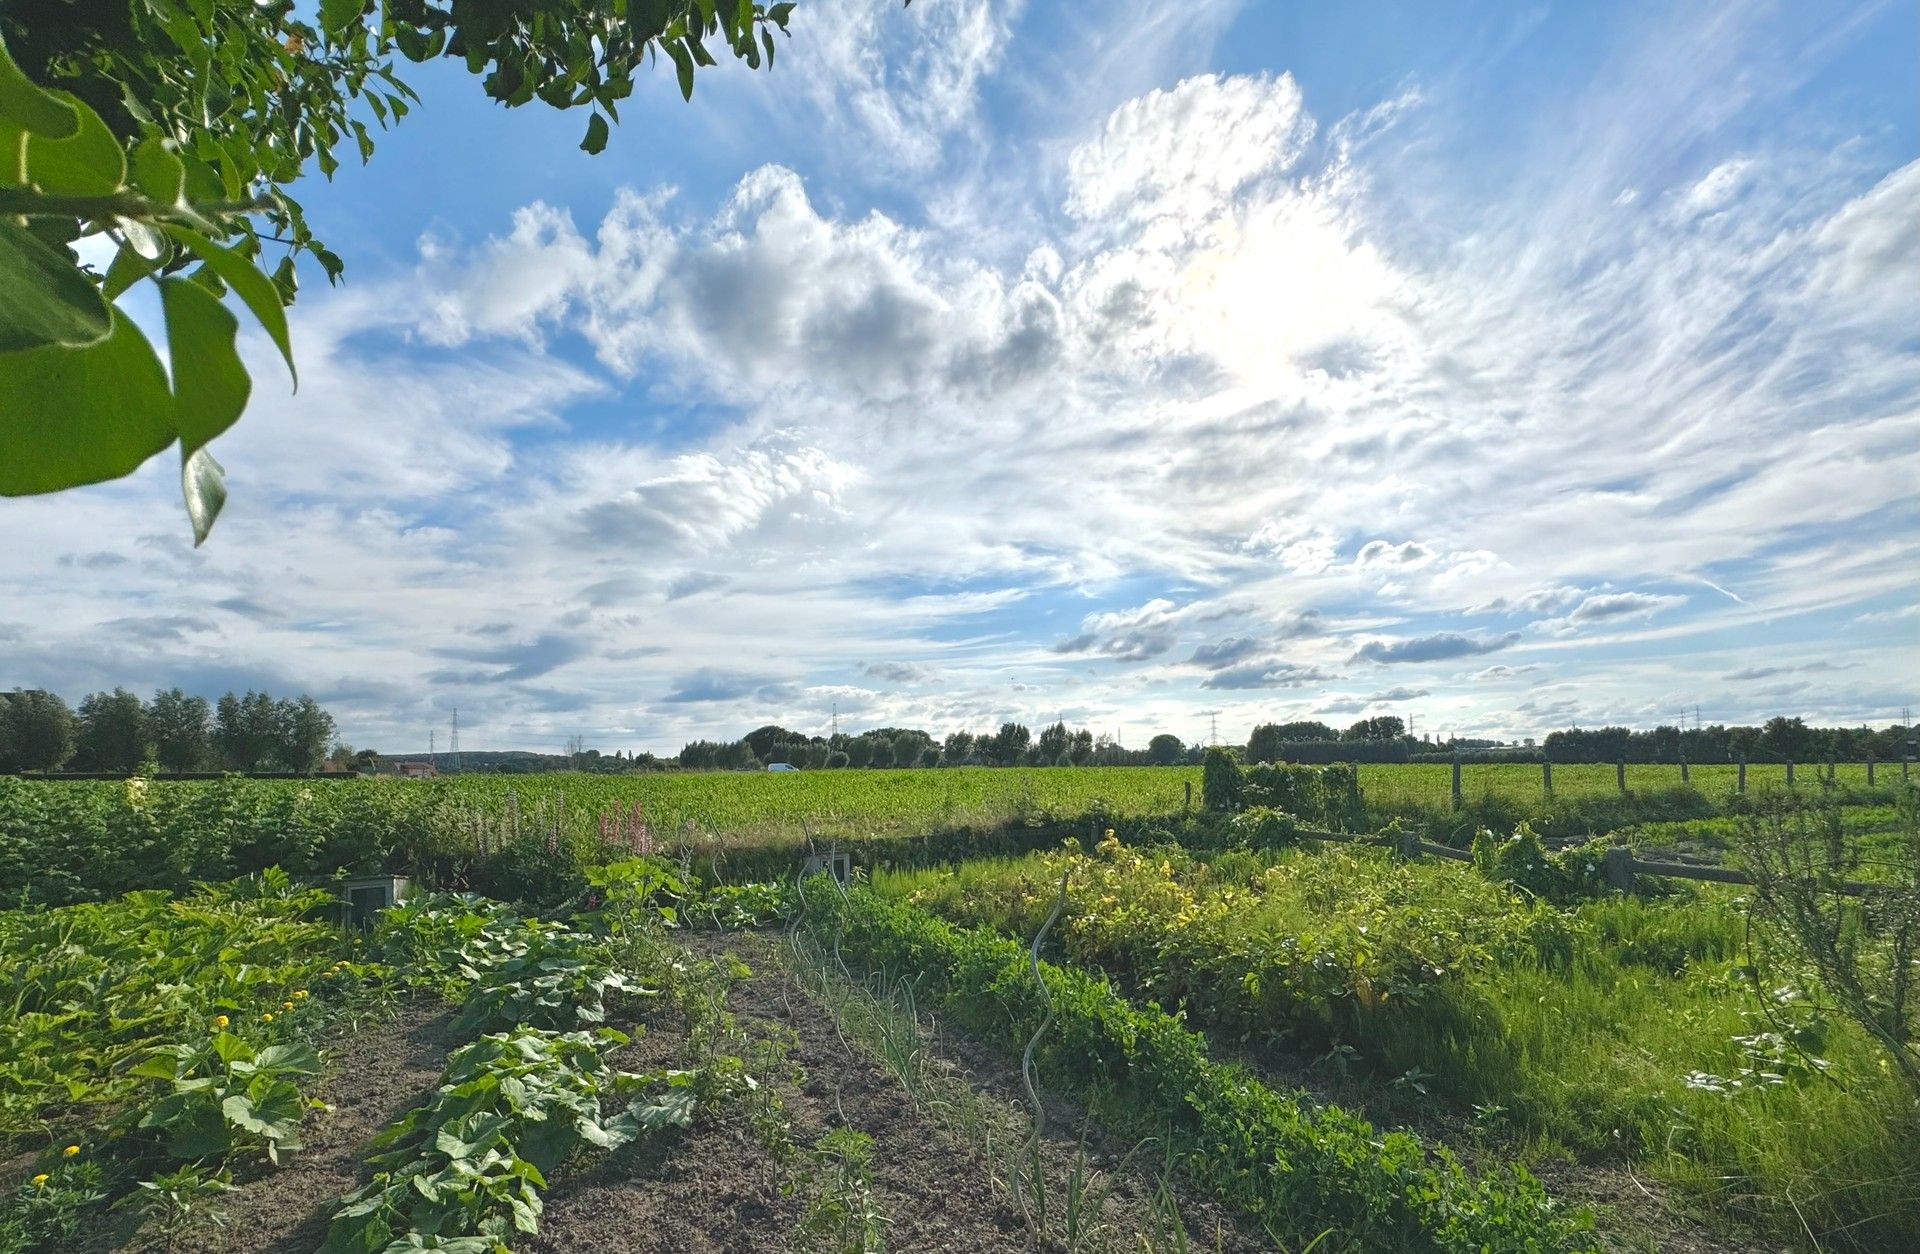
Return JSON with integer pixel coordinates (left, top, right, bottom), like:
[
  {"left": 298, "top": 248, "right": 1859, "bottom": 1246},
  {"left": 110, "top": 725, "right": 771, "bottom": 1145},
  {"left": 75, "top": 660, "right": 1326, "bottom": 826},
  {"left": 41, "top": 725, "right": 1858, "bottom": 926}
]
[
  {"left": 670, "top": 713, "right": 1915, "bottom": 772},
  {"left": 0, "top": 688, "right": 340, "bottom": 774}
]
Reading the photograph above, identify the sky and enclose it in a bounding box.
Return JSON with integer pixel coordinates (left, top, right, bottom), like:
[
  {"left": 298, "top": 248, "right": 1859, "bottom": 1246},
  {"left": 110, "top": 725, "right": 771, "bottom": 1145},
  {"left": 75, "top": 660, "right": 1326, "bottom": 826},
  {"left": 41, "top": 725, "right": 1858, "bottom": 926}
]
[{"left": 3, "top": 0, "right": 1918, "bottom": 755}]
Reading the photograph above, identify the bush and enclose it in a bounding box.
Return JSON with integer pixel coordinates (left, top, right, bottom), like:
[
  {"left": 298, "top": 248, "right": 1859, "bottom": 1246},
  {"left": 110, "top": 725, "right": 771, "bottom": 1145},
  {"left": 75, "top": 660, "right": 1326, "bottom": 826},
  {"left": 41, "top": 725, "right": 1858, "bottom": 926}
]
[{"left": 1201, "top": 746, "right": 1242, "bottom": 812}]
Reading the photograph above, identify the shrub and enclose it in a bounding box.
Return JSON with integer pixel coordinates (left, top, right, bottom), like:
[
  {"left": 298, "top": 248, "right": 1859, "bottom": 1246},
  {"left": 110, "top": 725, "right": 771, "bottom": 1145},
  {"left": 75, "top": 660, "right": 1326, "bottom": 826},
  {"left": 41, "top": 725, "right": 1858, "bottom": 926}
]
[{"left": 1201, "top": 746, "right": 1242, "bottom": 812}]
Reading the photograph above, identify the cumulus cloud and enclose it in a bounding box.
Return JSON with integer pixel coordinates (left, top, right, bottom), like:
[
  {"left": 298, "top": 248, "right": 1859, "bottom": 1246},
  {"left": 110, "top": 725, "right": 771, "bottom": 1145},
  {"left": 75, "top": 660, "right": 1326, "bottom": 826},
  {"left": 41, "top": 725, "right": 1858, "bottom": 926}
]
[
  {"left": 1352, "top": 632, "right": 1521, "bottom": 664},
  {"left": 1353, "top": 539, "right": 1435, "bottom": 569},
  {"left": 1200, "top": 661, "right": 1333, "bottom": 691},
  {"left": 1054, "top": 598, "right": 1227, "bottom": 662},
  {"left": 862, "top": 661, "right": 925, "bottom": 683},
  {"left": 1367, "top": 686, "right": 1429, "bottom": 702}
]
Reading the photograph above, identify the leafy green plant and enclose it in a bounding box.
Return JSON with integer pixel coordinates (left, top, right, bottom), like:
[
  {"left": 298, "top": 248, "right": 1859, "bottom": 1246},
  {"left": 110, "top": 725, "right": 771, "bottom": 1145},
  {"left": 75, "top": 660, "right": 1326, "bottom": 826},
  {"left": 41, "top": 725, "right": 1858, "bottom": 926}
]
[
  {"left": 118, "top": 1163, "right": 235, "bottom": 1247},
  {"left": 319, "top": 1027, "right": 699, "bottom": 1253},
  {"left": 0, "top": 1162, "right": 106, "bottom": 1254},
  {"left": 124, "top": 1032, "right": 322, "bottom": 1165},
  {"left": 1470, "top": 824, "right": 1613, "bottom": 903},
  {"left": 796, "top": 1125, "right": 886, "bottom": 1254}
]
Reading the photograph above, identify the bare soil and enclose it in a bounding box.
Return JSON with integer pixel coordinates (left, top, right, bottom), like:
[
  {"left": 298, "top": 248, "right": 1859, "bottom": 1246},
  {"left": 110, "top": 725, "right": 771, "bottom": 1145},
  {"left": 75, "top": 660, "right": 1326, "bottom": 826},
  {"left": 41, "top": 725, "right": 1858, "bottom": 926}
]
[{"left": 526, "top": 931, "right": 1268, "bottom": 1253}]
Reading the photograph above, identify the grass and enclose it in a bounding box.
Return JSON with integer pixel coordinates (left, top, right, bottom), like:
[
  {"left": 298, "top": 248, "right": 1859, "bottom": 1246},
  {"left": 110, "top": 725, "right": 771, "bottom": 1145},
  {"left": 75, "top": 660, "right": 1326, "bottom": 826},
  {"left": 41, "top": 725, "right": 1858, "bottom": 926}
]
[{"left": 874, "top": 839, "right": 1920, "bottom": 1252}]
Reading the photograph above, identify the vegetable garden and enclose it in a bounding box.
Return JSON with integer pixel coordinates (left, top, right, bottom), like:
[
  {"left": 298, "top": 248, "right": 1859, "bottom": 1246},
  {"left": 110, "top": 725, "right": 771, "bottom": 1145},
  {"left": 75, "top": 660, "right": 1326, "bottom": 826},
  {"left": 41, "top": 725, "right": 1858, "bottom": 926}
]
[{"left": 1, "top": 766, "right": 1913, "bottom": 1251}]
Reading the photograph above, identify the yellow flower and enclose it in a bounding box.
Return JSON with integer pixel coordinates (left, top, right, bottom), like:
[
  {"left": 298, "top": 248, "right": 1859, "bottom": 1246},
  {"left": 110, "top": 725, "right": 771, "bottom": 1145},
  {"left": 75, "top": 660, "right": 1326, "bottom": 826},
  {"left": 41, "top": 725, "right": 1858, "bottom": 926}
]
[
  {"left": 281, "top": 1001, "right": 295, "bottom": 1011},
  {"left": 61, "top": 1145, "right": 79, "bottom": 1158},
  {"left": 212, "top": 1015, "right": 229, "bottom": 1029},
  {"left": 31, "top": 1173, "right": 48, "bottom": 1186},
  {"left": 292, "top": 990, "right": 308, "bottom": 999},
  {"left": 260, "top": 1013, "right": 274, "bottom": 1023}
]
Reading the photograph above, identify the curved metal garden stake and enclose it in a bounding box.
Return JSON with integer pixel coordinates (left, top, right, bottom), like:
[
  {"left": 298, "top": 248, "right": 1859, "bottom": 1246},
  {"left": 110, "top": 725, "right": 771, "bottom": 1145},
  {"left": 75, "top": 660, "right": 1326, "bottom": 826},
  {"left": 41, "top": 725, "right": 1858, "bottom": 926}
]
[{"left": 1014, "top": 867, "right": 1070, "bottom": 1226}]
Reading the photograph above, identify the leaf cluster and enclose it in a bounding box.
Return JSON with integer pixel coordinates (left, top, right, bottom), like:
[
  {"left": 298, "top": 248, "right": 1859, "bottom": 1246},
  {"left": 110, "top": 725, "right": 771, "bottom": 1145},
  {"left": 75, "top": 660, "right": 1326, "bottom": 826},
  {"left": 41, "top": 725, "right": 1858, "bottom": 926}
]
[{"left": 319, "top": 1026, "right": 699, "bottom": 1253}]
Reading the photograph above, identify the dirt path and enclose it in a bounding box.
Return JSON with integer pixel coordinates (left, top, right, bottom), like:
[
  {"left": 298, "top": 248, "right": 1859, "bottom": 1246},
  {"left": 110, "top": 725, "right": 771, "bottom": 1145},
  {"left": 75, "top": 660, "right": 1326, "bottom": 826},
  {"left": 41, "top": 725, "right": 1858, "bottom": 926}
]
[
  {"left": 528, "top": 932, "right": 1269, "bottom": 1253},
  {"left": 208, "top": 1002, "right": 464, "bottom": 1254}
]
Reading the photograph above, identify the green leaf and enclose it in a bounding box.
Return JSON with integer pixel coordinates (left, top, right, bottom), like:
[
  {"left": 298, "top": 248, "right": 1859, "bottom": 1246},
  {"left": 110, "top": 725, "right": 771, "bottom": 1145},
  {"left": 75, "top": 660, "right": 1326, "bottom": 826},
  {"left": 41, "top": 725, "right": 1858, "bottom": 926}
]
[
  {"left": 669, "top": 41, "right": 695, "bottom": 100},
  {"left": 131, "top": 137, "right": 186, "bottom": 206},
  {"left": 318, "top": 0, "right": 364, "bottom": 38},
  {"left": 181, "top": 445, "right": 226, "bottom": 547},
  {"left": 0, "top": 220, "right": 111, "bottom": 352},
  {"left": 164, "top": 226, "right": 296, "bottom": 386},
  {"left": 0, "top": 35, "right": 79, "bottom": 138},
  {"left": 580, "top": 112, "right": 609, "bottom": 156},
  {"left": 102, "top": 241, "right": 154, "bottom": 300},
  {"left": 23, "top": 91, "right": 125, "bottom": 196},
  {"left": 0, "top": 308, "right": 174, "bottom": 495},
  {"left": 159, "top": 275, "right": 249, "bottom": 457},
  {"left": 254, "top": 1042, "right": 324, "bottom": 1075},
  {"left": 209, "top": 1031, "right": 255, "bottom": 1065},
  {"left": 630, "top": 0, "right": 672, "bottom": 42}
]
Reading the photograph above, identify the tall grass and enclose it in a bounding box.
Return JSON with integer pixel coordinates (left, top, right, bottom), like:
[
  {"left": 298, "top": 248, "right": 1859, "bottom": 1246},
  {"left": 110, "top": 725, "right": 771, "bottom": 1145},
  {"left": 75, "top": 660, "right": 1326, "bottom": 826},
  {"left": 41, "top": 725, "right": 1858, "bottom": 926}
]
[{"left": 876, "top": 843, "right": 1920, "bottom": 1251}]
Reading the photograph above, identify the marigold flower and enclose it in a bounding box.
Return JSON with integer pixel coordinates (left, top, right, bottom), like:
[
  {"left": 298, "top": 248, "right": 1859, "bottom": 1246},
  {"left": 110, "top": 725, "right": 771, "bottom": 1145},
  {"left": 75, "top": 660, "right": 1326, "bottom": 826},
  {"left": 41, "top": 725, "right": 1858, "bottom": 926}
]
[
  {"left": 281, "top": 1001, "right": 295, "bottom": 1011},
  {"left": 61, "top": 1145, "right": 79, "bottom": 1158},
  {"left": 31, "top": 1173, "right": 49, "bottom": 1186},
  {"left": 260, "top": 1013, "right": 274, "bottom": 1023},
  {"left": 292, "top": 990, "right": 308, "bottom": 999},
  {"left": 212, "top": 1015, "right": 229, "bottom": 1029}
]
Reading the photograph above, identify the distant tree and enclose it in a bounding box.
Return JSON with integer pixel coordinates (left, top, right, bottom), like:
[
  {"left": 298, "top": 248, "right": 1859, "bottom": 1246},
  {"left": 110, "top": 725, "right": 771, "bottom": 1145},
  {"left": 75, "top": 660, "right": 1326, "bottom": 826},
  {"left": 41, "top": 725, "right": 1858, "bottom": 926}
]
[
  {"left": 988, "top": 721, "right": 1031, "bottom": 766},
  {"left": 1036, "top": 721, "right": 1071, "bottom": 764},
  {"left": 941, "top": 731, "right": 976, "bottom": 766},
  {"left": 1068, "top": 728, "right": 1094, "bottom": 765},
  {"left": 825, "top": 750, "right": 850, "bottom": 769},
  {"left": 74, "top": 687, "right": 150, "bottom": 772},
  {"left": 215, "top": 691, "right": 277, "bottom": 769},
  {"left": 743, "top": 724, "right": 799, "bottom": 762},
  {"left": 0, "top": 689, "right": 77, "bottom": 772},
  {"left": 846, "top": 736, "right": 877, "bottom": 768},
  {"left": 1761, "top": 716, "right": 1815, "bottom": 762},
  {"left": 1270, "top": 720, "right": 1338, "bottom": 742},
  {"left": 279, "top": 696, "right": 335, "bottom": 773},
  {"left": 1245, "top": 723, "right": 1287, "bottom": 764},
  {"left": 148, "top": 688, "right": 213, "bottom": 771},
  {"left": 1342, "top": 716, "right": 1406, "bottom": 743},
  {"left": 1146, "top": 733, "right": 1184, "bottom": 766}
]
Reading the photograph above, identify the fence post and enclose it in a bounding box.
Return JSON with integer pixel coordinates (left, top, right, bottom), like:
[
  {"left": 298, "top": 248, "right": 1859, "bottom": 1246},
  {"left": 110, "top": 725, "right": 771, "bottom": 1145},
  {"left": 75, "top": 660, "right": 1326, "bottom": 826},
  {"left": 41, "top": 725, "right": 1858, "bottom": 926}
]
[
  {"left": 1184, "top": 780, "right": 1192, "bottom": 809},
  {"left": 1616, "top": 760, "right": 1627, "bottom": 795},
  {"left": 1738, "top": 757, "right": 1747, "bottom": 793},
  {"left": 1542, "top": 758, "right": 1552, "bottom": 795},
  {"left": 1868, "top": 759, "right": 1876, "bottom": 786},
  {"left": 1602, "top": 846, "right": 1635, "bottom": 892},
  {"left": 1397, "top": 828, "right": 1419, "bottom": 861},
  {"left": 1786, "top": 760, "right": 1795, "bottom": 788},
  {"left": 1451, "top": 754, "right": 1463, "bottom": 809},
  {"left": 1679, "top": 756, "right": 1689, "bottom": 785}
]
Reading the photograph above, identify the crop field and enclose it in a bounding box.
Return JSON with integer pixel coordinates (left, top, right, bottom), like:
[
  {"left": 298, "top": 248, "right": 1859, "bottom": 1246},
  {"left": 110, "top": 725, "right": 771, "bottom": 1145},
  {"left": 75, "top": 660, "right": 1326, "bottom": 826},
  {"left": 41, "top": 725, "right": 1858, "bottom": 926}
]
[{"left": 2, "top": 766, "right": 1914, "bottom": 1252}]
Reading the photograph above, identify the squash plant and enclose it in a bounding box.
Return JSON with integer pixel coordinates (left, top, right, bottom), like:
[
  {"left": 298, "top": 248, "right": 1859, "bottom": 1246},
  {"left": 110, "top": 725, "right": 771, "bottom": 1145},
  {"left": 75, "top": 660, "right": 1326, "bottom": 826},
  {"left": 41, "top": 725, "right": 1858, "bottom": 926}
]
[
  {"left": 124, "top": 1032, "right": 323, "bottom": 1166},
  {"left": 319, "top": 1027, "right": 698, "bottom": 1254}
]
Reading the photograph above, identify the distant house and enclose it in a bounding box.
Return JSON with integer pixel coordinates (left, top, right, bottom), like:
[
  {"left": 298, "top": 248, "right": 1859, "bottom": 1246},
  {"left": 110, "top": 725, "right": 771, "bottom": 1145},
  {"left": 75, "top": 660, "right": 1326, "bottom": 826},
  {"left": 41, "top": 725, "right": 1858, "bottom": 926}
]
[{"left": 394, "top": 760, "right": 438, "bottom": 779}]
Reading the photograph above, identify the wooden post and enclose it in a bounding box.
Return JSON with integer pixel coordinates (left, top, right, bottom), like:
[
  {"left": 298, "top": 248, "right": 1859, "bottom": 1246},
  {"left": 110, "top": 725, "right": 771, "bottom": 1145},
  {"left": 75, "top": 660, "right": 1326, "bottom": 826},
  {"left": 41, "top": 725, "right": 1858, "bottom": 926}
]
[
  {"left": 1867, "top": 759, "right": 1876, "bottom": 786},
  {"left": 1451, "top": 754, "right": 1463, "bottom": 809},
  {"left": 1786, "top": 760, "right": 1795, "bottom": 788},
  {"left": 1183, "top": 780, "right": 1192, "bottom": 809},
  {"left": 1542, "top": 759, "right": 1553, "bottom": 795},
  {"left": 1679, "top": 757, "right": 1689, "bottom": 785},
  {"left": 1738, "top": 757, "right": 1747, "bottom": 793},
  {"left": 1397, "top": 829, "right": 1419, "bottom": 861},
  {"left": 1616, "top": 760, "right": 1627, "bottom": 794},
  {"left": 1602, "top": 846, "right": 1635, "bottom": 892}
]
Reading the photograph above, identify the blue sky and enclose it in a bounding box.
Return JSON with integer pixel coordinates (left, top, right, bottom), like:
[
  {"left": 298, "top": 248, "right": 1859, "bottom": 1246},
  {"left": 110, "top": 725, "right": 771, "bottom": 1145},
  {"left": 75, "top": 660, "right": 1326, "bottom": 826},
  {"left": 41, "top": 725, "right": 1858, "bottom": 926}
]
[{"left": 4, "top": 0, "right": 1917, "bottom": 754}]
